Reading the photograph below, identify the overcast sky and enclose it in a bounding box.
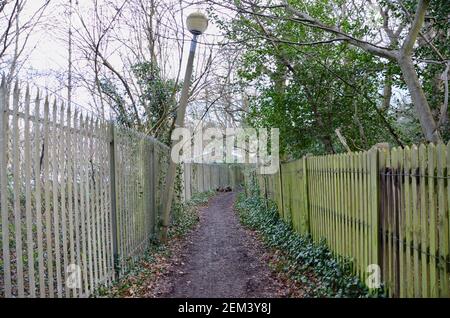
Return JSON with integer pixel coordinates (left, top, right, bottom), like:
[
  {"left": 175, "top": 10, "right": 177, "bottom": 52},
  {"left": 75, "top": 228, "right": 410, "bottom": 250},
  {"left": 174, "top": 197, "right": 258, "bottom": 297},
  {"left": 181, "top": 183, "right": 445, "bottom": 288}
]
[{"left": 14, "top": 0, "right": 226, "bottom": 117}]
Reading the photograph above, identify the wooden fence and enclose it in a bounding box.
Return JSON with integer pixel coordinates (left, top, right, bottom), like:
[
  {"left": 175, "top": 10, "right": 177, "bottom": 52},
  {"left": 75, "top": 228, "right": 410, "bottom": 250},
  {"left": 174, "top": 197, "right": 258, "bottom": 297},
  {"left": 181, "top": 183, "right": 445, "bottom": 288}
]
[
  {"left": 252, "top": 143, "right": 450, "bottom": 298},
  {"left": 0, "top": 79, "right": 243, "bottom": 297},
  {"left": 182, "top": 163, "right": 244, "bottom": 201}
]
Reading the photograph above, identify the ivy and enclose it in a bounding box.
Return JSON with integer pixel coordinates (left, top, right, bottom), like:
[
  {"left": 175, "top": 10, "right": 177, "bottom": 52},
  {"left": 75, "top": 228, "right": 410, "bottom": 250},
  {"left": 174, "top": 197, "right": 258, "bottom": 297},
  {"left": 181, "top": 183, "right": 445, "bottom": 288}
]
[
  {"left": 168, "top": 190, "right": 215, "bottom": 239},
  {"left": 235, "top": 191, "right": 383, "bottom": 298}
]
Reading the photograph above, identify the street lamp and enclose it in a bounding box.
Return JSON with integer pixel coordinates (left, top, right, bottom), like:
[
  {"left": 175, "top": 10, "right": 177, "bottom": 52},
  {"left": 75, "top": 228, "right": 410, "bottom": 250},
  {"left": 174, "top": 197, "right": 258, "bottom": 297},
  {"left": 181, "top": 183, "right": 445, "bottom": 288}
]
[
  {"left": 160, "top": 12, "right": 208, "bottom": 242},
  {"left": 186, "top": 12, "right": 209, "bottom": 35}
]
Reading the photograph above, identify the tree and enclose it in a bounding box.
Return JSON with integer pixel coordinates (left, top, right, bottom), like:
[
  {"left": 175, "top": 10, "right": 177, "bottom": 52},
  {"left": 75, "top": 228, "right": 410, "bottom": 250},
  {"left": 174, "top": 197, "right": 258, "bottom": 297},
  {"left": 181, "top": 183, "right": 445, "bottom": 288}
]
[
  {"left": 210, "top": 0, "right": 410, "bottom": 156},
  {"left": 211, "top": 0, "right": 449, "bottom": 143},
  {"left": 97, "top": 61, "right": 179, "bottom": 144},
  {"left": 0, "top": 0, "right": 50, "bottom": 88},
  {"left": 65, "top": 0, "right": 220, "bottom": 140}
]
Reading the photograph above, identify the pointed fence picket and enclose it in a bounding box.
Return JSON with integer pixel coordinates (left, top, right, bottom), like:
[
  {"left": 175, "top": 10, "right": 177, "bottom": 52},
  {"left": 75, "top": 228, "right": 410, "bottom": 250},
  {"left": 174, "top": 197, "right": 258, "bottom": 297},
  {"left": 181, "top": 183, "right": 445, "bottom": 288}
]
[
  {"left": 0, "top": 80, "right": 244, "bottom": 297},
  {"left": 253, "top": 144, "right": 450, "bottom": 298}
]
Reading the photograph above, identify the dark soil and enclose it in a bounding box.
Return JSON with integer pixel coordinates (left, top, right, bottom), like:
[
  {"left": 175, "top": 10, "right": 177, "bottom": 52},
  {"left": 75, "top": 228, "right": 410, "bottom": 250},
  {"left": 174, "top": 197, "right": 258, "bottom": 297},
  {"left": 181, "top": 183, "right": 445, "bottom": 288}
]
[{"left": 157, "top": 191, "right": 290, "bottom": 298}]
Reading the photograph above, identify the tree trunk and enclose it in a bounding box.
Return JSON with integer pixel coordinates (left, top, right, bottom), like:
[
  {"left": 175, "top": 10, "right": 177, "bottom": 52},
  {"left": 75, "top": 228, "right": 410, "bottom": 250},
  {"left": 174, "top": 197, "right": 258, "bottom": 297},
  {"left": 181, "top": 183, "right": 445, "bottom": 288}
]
[
  {"left": 382, "top": 72, "right": 393, "bottom": 111},
  {"left": 398, "top": 56, "right": 441, "bottom": 143},
  {"left": 322, "top": 135, "right": 335, "bottom": 154}
]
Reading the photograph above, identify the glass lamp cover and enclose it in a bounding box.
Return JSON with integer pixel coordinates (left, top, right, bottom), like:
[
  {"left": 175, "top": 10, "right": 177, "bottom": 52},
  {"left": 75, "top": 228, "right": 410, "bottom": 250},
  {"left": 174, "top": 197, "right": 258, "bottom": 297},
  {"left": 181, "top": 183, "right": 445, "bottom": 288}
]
[{"left": 187, "top": 12, "right": 208, "bottom": 35}]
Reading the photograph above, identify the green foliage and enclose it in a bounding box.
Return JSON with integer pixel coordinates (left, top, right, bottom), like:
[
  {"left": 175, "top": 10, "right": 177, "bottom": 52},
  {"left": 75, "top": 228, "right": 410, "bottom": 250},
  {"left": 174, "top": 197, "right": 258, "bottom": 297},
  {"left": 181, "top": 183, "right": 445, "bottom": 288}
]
[
  {"left": 132, "top": 62, "right": 180, "bottom": 143},
  {"left": 242, "top": 47, "right": 399, "bottom": 157},
  {"left": 185, "top": 190, "right": 216, "bottom": 206},
  {"left": 235, "top": 191, "right": 383, "bottom": 298},
  {"left": 212, "top": 0, "right": 403, "bottom": 157},
  {"left": 211, "top": 0, "right": 450, "bottom": 154},
  {"left": 169, "top": 190, "right": 214, "bottom": 239},
  {"left": 100, "top": 61, "right": 180, "bottom": 143},
  {"left": 99, "top": 79, "right": 128, "bottom": 125}
]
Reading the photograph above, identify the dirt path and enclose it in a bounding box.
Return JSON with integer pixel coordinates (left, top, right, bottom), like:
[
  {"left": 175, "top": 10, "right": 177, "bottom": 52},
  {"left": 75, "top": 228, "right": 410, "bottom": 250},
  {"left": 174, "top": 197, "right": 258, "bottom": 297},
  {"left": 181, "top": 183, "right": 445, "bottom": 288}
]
[{"left": 158, "top": 191, "right": 287, "bottom": 298}]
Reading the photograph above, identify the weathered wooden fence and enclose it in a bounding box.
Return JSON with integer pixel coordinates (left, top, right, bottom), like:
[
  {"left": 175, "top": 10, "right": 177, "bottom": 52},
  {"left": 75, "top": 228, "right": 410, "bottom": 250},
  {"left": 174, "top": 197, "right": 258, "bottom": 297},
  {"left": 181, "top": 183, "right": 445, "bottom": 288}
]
[
  {"left": 112, "top": 126, "right": 170, "bottom": 276},
  {"left": 252, "top": 143, "right": 450, "bottom": 298},
  {"left": 182, "top": 163, "right": 243, "bottom": 201}
]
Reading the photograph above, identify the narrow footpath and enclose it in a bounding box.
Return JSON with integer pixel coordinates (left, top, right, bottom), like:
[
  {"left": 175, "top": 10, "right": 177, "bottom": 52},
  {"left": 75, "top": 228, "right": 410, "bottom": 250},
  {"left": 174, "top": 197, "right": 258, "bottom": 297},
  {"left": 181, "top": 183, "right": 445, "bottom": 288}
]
[{"left": 159, "top": 192, "right": 289, "bottom": 298}]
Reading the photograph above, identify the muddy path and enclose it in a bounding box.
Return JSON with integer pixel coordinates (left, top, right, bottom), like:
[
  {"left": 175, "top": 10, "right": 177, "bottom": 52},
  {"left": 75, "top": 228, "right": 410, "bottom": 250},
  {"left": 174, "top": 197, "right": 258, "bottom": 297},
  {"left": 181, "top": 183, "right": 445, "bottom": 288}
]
[{"left": 158, "top": 192, "right": 288, "bottom": 298}]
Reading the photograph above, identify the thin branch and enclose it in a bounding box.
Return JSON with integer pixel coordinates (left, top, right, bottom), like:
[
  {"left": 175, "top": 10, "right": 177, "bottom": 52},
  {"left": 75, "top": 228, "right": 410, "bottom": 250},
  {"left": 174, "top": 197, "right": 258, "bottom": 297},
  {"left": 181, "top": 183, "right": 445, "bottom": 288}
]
[{"left": 279, "top": 0, "right": 397, "bottom": 60}]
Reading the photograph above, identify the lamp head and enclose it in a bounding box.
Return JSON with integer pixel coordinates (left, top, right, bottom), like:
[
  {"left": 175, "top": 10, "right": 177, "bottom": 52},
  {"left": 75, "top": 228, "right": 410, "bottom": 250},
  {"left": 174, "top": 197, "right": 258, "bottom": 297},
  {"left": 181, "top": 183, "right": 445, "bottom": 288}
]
[{"left": 186, "top": 11, "right": 208, "bottom": 35}]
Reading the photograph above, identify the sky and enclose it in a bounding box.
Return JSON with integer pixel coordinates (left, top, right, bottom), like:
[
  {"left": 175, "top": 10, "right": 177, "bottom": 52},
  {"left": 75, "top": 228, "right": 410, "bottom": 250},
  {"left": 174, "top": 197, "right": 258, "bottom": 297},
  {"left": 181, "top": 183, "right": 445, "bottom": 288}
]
[
  {"left": 7, "top": 0, "right": 409, "bottom": 123},
  {"left": 12, "top": 0, "right": 227, "bottom": 118}
]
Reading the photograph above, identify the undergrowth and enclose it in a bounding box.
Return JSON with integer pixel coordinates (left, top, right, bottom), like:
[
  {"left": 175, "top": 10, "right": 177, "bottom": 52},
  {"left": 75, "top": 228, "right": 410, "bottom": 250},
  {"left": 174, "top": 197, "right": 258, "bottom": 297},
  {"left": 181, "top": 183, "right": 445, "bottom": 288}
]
[
  {"left": 168, "top": 190, "right": 214, "bottom": 238},
  {"left": 97, "top": 190, "right": 215, "bottom": 297},
  {"left": 236, "top": 192, "right": 382, "bottom": 298}
]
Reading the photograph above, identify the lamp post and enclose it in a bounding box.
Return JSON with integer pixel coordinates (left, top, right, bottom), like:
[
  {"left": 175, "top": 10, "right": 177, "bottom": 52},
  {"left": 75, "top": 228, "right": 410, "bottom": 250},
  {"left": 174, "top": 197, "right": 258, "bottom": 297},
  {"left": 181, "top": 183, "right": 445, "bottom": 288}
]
[{"left": 160, "top": 12, "right": 208, "bottom": 242}]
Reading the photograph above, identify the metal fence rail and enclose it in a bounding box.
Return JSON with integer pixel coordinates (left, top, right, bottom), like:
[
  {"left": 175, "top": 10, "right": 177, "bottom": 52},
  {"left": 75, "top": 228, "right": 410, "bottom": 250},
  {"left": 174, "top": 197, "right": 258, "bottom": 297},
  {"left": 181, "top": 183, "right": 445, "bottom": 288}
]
[
  {"left": 0, "top": 79, "right": 244, "bottom": 297},
  {"left": 0, "top": 80, "right": 172, "bottom": 297}
]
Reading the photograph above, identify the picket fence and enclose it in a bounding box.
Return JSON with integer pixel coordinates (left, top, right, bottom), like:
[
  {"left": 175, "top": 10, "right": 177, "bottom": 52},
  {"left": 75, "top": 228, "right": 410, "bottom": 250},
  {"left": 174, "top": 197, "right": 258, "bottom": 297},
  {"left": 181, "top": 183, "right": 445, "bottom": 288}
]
[
  {"left": 0, "top": 80, "right": 237, "bottom": 298},
  {"left": 252, "top": 143, "right": 450, "bottom": 298}
]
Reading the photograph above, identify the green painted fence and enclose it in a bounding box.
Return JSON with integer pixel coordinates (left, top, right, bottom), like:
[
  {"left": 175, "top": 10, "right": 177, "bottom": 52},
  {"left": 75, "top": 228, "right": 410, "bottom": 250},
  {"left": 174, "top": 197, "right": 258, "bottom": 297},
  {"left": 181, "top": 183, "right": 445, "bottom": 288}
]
[{"left": 252, "top": 143, "right": 450, "bottom": 298}]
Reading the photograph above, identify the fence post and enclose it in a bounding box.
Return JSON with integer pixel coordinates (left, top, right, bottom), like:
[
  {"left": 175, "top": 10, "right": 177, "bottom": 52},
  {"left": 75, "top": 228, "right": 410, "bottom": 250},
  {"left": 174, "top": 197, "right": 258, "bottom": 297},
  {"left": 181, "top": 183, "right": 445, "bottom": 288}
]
[
  {"left": 370, "top": 147, "right": 381, "bottom": 292},
  {"left": 278, "top": 162, "right": 284, "bottom": 218},
  {"left": 108, "top": 123, "right": 119, "bottom": 279},
  {"left": 149, "top": 142, "right": 156, "bottom": 235},
  {"left": 263, "top": 175, "right": 268, "bottom": 209},
  {"left": 302, "top": 156, "right": 311, "bottom": 235},
  {"left": 0, "top": 76, "right": 12, "bottom": 297}
]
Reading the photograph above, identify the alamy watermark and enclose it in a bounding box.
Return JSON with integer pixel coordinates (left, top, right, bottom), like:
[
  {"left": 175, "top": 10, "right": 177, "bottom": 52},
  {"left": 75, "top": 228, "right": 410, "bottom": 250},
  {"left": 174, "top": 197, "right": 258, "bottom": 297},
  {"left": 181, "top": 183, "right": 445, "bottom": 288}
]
[
  {"left": 366, "top": 264, "right": 381, "bottom": 289},
  {"left": 66, "top": 264, "right": 82, "bottom": 289},
  {"left": 171, "top": 121, "right": 279, "bottom": 174}
]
